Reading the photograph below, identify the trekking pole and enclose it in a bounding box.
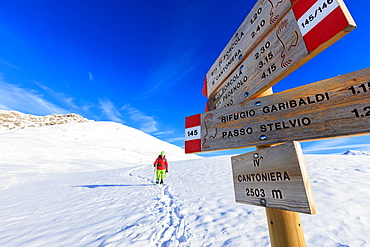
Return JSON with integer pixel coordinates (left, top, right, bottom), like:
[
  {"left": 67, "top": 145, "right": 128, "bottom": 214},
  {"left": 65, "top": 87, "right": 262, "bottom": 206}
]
[{"left": 153, "top": 166, "right": 157, "bottom": 183}]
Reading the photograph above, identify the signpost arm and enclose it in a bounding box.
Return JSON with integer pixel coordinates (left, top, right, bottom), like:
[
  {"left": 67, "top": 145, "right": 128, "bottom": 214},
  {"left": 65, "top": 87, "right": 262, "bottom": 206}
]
[{"left": 256, "top": 88, "right": 306, "bottom": 247}]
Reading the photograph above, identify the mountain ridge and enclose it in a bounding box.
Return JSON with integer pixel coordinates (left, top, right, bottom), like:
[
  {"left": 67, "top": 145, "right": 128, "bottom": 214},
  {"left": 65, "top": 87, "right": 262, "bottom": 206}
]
[
  {"left": 342, "top": 150, "right": 370, "bottom": 156},
  {"left": 0, "top": 110, "right": 90, "bottom": 132}
]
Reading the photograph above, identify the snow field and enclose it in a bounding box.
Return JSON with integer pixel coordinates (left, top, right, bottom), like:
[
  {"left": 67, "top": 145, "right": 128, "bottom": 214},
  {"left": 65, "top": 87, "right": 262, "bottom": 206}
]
[{"left": 0, "top": 122, "right": 369, "bottom": 246}]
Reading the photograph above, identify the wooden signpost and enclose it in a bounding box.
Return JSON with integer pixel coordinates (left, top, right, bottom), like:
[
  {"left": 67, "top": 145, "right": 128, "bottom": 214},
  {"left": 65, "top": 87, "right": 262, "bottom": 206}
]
[
  {"left": 203, "top": 0, "right": 299, "bottom": 98},
  {"left": 208, "top": 9, "right": 308, "bottom": 110},
  {"left": 231, "top": 141, "right": 316, "bottom": 214},
  {"left": 185, "top": 0, "right": 358, "bottom": 246},
  {"left": 186, "top": 68, "right": 370, "bottom": 153},
  {"left": 206, "top": 0, "right": 355, "bottom": 110}
]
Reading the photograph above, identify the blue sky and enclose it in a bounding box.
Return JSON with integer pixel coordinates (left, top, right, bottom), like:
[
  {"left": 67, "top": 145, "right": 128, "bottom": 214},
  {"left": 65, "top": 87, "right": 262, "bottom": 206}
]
[{"left": 0, "top": 0, "right": 369, "bottom": 157}]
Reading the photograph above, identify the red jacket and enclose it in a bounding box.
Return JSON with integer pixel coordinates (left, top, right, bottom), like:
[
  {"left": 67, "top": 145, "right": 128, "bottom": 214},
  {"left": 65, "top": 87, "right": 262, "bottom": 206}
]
[{"left": 154, "top": 156, "right": 168, "bottom": 170}]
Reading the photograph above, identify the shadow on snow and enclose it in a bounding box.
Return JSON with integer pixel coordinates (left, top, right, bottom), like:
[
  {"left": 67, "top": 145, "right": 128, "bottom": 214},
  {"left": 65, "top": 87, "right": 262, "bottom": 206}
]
[{"left": 71, "top": 184, "right": 153, "bottom": 188}]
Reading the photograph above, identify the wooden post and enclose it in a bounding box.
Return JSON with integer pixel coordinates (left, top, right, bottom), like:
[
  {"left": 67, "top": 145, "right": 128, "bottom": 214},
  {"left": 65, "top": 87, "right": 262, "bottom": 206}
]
[
  {"left": 256, "top": 88, "right": 306, "bottom": 247},
  {"left": 265, "top": 208, "right": 306, "bottom": 247}
]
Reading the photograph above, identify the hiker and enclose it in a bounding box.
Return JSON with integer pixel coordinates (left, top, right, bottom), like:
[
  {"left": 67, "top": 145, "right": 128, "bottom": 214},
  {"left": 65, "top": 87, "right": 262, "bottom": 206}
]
[{"left": 153, "top": 151, "right": 168, "bottom": 185}]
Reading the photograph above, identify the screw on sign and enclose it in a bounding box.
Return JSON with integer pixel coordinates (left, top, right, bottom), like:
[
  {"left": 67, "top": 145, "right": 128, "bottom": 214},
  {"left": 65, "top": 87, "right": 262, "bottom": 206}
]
[{"left": 205, "top": 0, "right": 356, "bottom": 111}]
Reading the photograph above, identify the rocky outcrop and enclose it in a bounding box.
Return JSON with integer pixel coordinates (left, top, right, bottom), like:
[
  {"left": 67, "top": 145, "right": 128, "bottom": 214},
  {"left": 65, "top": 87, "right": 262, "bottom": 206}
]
[{"left": 0, "top": 110, "right": 90, "bottom": 131}]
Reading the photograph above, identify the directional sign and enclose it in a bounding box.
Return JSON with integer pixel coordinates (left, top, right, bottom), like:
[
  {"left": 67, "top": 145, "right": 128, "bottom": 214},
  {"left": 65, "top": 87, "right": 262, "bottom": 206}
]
[
  {"left": 231, "top": 142, "right": 316, "bottom": 214},
  {"left": 185, "top": 67, "right": 370, "bottom": 153},
  {"left": 206, "top": 0, "right": 356, "bottom": 110},
  {"left": 203, "top": 0, "right": 299, "bottom": 98}
]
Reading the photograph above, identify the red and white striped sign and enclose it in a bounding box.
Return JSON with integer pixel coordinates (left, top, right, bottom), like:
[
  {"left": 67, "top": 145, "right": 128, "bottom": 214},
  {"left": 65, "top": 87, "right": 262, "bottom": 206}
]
[
  {"left": 185, "top": 114, "right": 201, "bottom": 153},
  {"left": 291, "top": 0, "right": 354, "bottom": 53}
]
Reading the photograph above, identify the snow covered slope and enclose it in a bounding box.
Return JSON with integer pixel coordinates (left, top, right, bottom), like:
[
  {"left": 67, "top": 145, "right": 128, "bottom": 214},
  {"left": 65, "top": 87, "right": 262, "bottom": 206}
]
[
  {"left": 0, "top": 122, "right": 369, "bottom": 246},
  {"left": 0, "top": 121, "right": 198, "bottom": 175}
]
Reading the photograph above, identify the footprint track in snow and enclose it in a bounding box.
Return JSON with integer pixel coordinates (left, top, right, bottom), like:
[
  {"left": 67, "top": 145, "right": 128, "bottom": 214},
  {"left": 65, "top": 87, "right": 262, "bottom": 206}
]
[{"left": 124, "top": 166, "right": 188, "bottom": 246}]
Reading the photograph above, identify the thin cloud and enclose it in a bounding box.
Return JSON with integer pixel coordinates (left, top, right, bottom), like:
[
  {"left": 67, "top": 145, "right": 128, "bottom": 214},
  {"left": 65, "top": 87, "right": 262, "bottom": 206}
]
[
  {"left": 121, "top": 104, "right": 158, "bottom": 133},
  {"left": 31, "top": 80, "right": 78, "bottom": 110},
  {"left": 140, "top": 2, "right": 201, "bottom": 97},
  {"left": 0, "top": 79, "right": 68, "bottom": 115},
  {"left": 0, "top": 59, "right": 21, "bottom": 72},
  {"left": 304, "top": 139, "right": 348, "bottom": 153},
  {"left": 166, "top": 136, "right": 184, "bottom": 143},
  {"left": 89, "top": 72, "right": 93, "bottom": 80},
  {"left": 303, "top": 137, "right": 370, "bottom": 154},
  {"left": 0, "top": 103, "right": 11, "bottom": 110},
  {"left": 144, "top": 49, "right": 197, "bottom": 96},
  {"left": 155, "top": 130, "right": 174, "bottom": 136},
  {"left": 98, "top": 99, "right": 124, "bottom": 123}
]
